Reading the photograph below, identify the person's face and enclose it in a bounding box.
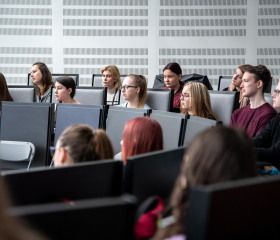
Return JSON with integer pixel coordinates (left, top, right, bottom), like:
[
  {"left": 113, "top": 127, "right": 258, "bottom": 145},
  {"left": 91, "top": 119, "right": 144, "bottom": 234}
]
[
  {"left": 30, "top": 65, "right": 43, "bottom": 85},
  {"left": 102, "top": 70, "right": 116, "bottom": 89},
  {"left": 240, "top": 72, "right": 260, "bottom": 98},
  {"left": 231, "top": 68, "right": 243, "bottom": 87},
  {"left": 54, "top": 81, "right": 72, "bottom": 102},
  {"left": 53, "top": 140, "right": 63, "bottom": 167},
  {"left": 163, "top": 69, "right": 181, "bottom": 89},
  {"left": 272, "top": 81, "right": 280, "bottom": 111},
  {"left": 121, "top": 76, "right": 139, "bottom": 101},
  {"left": 180, "top": 85, "right": 192, "bottom": 112}
]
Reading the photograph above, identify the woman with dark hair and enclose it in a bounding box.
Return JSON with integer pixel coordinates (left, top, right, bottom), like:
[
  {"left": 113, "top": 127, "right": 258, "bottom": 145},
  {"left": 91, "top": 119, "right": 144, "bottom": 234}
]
[
  {"left": 162, "top": 62, "right": 184, "bottom": 109},
  {"left": 54, "top": 76, "right": 80, "bottom": 104},
  {"left": 54, "top": 124, "right": 114, "bottom": 166},
  {"left": 101, "top": 65, "right": 122, "bottom": 105},
  {"left": 224, "top": 64, "right": 252, "bottom": 108},
  {"left": 30, "top": 62, "right": 53, "bottom": 103},
  {"left": 119, "top": 74, "right": 150, "bottom": 109},
  {"left": 120, "top": 117, "right": 163, "bottom": 165},
  {"left": 152, "top": 126, "right": 257, "bottom": 240},
  {"left": 180, "top": 82, "right": 216, "bottom": 119},
  {"left": 0, "top": 73, "right": 13, "bottom": 102}
]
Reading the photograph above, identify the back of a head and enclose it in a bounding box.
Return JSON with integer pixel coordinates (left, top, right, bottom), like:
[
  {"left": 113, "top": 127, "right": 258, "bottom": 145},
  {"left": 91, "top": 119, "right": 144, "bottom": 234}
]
[
  {"left": 122, "top": 117, "right": 163, "bottom": 164},
  {"left": 58, "top": 124, "right": 114, "bottom": 163},
  {"left": 56, "top": 76, "right": 76, "bottom": 98},
  {"left": 245, "top": 65, "right": 271, "bottom": 93},
  {"left": 163, "top": 62, "right": 182, "bottom": 75},
  {"left": 184, "top": 126, "right": 257, "bottom": 186}
]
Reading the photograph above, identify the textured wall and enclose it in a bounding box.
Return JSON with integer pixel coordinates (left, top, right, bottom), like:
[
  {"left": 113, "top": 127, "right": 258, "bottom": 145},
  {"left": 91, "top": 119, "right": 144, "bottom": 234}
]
[{"left": 0, "top": 0, "right": 279, "bottom": 89}]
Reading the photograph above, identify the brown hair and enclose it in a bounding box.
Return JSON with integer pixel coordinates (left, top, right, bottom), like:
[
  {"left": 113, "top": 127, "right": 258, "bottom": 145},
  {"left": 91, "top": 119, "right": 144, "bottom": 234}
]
[
  {"left": 122, "top": 117, "right": 163, "bottom": 164},
  {"left": 58, "top": 124, "right": 114, "bottom": 163},
  {"left": 101, "top": 65, "right": 122, "bottom": 90},
  {"left": 180, "top": 82, "right": 216, "bottom": 120},
  {"left": 0, "top": 73, "right": 13, "bottom": 101},
  {"left": 153, "top": 126, "right": 257, "bottom": 239},
  {"left": 32, "top": 62, "right": 53, "bottom": 96}
]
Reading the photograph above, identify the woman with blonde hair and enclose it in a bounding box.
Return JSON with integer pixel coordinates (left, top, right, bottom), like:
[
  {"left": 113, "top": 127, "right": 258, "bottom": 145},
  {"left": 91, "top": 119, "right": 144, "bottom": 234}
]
[
  {"left": 54, "top": 124, "right": 114, "bottom": 166},
  {"left": 119, "top": 74, "right": 150, "bottom": 109},
  {"left": 180, "top": 82, "right": 216, "bottom": 120},
  {"left": 224, "top": 64, "right": 252, "bottom": 108},
  {"left": 101, "top": 65, "right": 122, "bottom": 105}
]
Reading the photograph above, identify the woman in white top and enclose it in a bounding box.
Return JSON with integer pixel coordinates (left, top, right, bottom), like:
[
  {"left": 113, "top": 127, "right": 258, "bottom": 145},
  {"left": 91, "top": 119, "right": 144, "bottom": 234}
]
[
  {"left": 119, "top": 74, "right": 151, "bottom": 109},
  {"left": 54, "top": 76, "right": 80, "bottom": 104},
  {"left": 101, "top": 65, "right": 122, "bottom": 105}
]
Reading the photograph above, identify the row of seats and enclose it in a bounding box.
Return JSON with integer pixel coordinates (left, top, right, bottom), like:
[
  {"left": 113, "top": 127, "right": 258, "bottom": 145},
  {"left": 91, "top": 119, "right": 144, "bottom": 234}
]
[{"left": 3, "top": 153, "right": 280, "bottom": 239}]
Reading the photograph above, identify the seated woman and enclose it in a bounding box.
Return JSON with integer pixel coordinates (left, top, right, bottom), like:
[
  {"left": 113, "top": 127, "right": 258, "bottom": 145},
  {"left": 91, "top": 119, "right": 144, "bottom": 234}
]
[
  {"left": 180, "top": 82, "right": 216, "bottom": 120},
  {"left": 117, "top": 117, "right": 163, "bottom": 165},
  {"left": 30, "top": 62, "right": 53, "bottom": 103},
  {"left": 119, "top": 74, "right": 151, "bottom": 109},
  {"left": 101, "top": 65, "right": 122, "bottom": 105},
  {"left": 0, "top": 73, "right": 13, "bottom": 102},
  {"left": 54, "top": 124, "right": 114, "bottom": 166},
  {"left": 151, "top": 126, "right": 257, "bottom": 240},
  {"left": 54, "top": 76, "right": 80, "bottom": 104},
  {"left": 162, "top": 62, "right": 184, "bottom": 109},
  {"left": 224, "top": 64, "right": 252, "bottom": 108}
]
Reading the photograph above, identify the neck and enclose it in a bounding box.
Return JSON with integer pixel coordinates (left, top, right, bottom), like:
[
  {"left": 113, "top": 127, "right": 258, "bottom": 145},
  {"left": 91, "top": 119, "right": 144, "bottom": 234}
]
[
  {"left": 62, "top": 98, "right": 77, "bottom": 104},
  {"left": 249, "top": 93, "right": 266, "bottom": 109},
  {"left": 127, "top": 97, "right": 139, "bottom": 108}
]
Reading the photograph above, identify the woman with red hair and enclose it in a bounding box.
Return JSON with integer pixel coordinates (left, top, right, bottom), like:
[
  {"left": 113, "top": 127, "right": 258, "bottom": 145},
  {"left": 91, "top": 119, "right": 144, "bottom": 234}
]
[{"left": 119, "top": 117, "right": 163, "bottom": 165}]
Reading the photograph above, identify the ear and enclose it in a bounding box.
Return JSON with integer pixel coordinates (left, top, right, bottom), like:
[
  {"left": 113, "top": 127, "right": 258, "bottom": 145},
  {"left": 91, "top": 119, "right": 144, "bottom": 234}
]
[
  {"left": 257, "top": 80, "right": 263, "bottom": 89},
  {"left": 136, "top": 87, "right": 140, "bottom": 93},
  {"left": 68, "top": 88, "right": 73, "bottom": 95},
  {"left": 178, "top": 74, "right": 182, "bottom": 81},
  {"left": 58, "top": 147, "right": 68, "bottom": 165}
]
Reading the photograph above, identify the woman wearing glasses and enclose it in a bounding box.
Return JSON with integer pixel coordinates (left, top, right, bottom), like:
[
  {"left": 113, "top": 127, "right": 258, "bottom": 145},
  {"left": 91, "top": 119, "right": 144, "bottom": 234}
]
[
  {"left": 180, "top": 82, "right": 216, "bottom": 120},
  {"left": 224, "top": 64, "right": 252, "bottom": 108},
  {"left": 101, "top": 65, "right": 122, "bottom": 105},
  {"left": 118, "top": 74, "right": 151, "bottom": 109}
]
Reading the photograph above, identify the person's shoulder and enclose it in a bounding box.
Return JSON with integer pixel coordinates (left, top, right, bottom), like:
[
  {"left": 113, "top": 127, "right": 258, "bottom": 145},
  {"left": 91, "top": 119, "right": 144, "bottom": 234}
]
[{"left": 261, "top": 102, "right": 277, "bottom": 113}]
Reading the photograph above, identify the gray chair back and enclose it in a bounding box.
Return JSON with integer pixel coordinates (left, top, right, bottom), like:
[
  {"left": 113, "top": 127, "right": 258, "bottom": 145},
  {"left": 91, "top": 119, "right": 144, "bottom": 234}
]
[
  {"left": 150, "top": 110, "right": 187, "bottom": 149},
  {"left": 8, "top": 86, "right": 35, "bottom": 102},
  {"left": 106, "top": 106, "right": 150, "bottom": 154},
  {"left": 146, "top": 88, "right": 174, "bottom": 111},
  {"left": 209, "top": 90, "right": 239, "bottom": 125},
  {"left": 217, "top": 76, "right": 232, "bottom": 91},
  {"left": 183, "top": 115, "right": 221, "bottom": 146},
  {"left": 264, "top": 93, "right": 273, "bottom": 106},
  {"left": 0, "top": 102, "right": 52, "bottom": 167}
]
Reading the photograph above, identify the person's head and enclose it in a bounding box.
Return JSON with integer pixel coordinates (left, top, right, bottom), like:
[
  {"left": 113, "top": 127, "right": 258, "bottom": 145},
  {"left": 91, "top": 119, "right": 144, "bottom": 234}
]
[
  {"left": 120, "top": 74, "right": 147, "bottom": 108},
  {"left": 241, "top": 65, "right": 272, "bottom": 97},
  {"left": 157, "top": 126, "right": 257, "bottom": 238},
  {"left": 55, "top": 76, "right": 76, "bottom": 103},
  {"left": 121, "top": 117, "right": 163, "bottom": 164},
  {"left": 101, "top": 65, "right": 121, "bottom": 90},
  {"left": 180, "top": 82, "right": 215, "bottom": 119},
  {"left": 272, "top": 79, "right": 280, "bottom": 111},
  {"left": 0, "top": 73, "right": 13, "bottom": 101},
  {"left": 163, "top": 62, "right": 182, "bottom": 89},
  {"left": 230, "top": 64, "right": 252, "bottom": 89},
  {"left": 30, "top": 62, "right": 52, "bottom": 94},
  {"left": 54, "top": 124, "right": 114, "bottom": 166}
]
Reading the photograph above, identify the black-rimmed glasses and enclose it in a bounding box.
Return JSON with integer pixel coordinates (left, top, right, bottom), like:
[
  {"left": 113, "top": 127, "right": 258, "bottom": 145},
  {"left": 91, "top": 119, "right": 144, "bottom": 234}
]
[
  {"left": 119, "top": 85, "right": 138, "bottom": 90},
  {"left": 179, "top": 93, "right": 191, "bottom": 100}
]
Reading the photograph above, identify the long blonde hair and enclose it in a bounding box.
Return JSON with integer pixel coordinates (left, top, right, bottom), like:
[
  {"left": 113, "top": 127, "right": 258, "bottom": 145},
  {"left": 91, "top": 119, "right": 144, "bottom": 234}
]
[{"left": 180, "top": 82, "right": 216, "bottom": 120}]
